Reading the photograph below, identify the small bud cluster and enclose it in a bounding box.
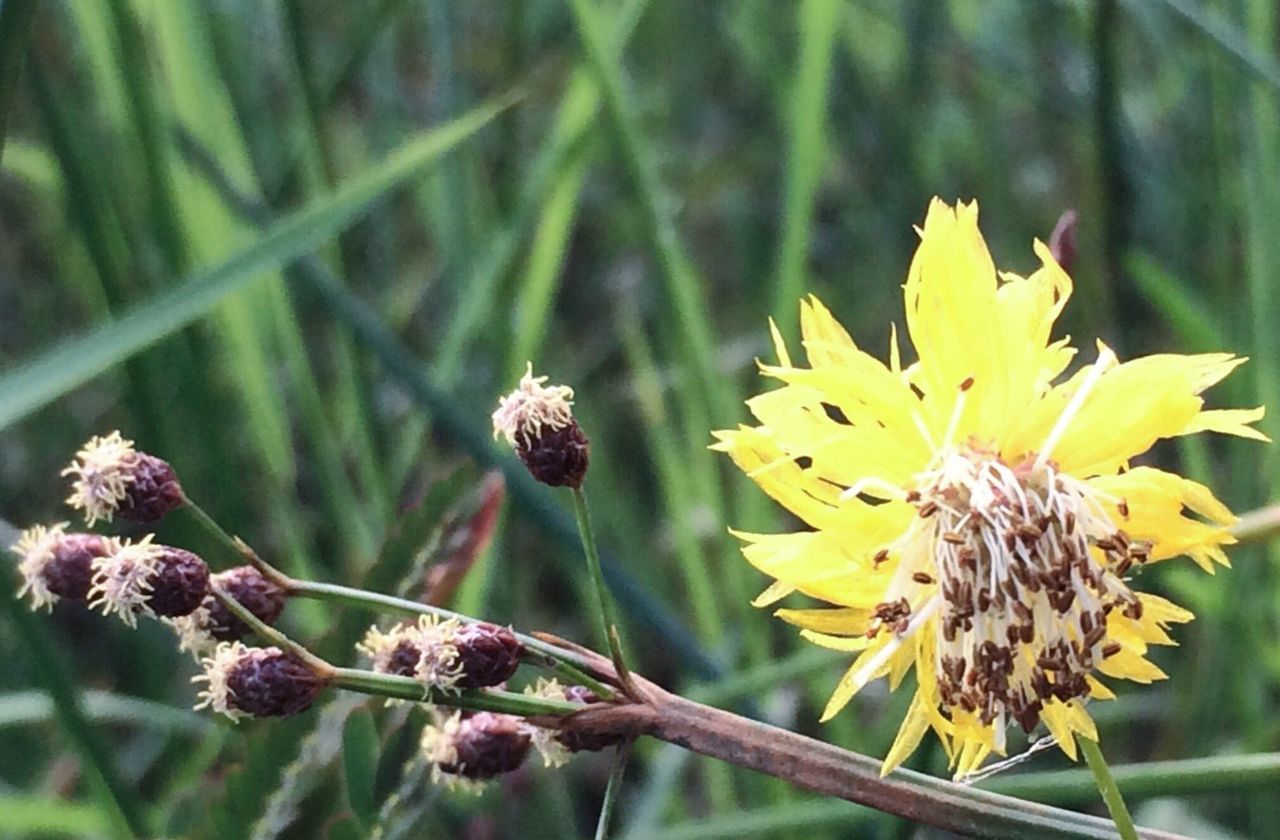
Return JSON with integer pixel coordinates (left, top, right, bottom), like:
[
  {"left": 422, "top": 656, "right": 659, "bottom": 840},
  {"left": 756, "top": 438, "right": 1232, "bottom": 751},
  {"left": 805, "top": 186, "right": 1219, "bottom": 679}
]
[
  {"left": 358, "top": 618, "right": 522, "bottom": 697},
  {"left": 62, "top": 431, "right": 184, "bottom": 526},
  {"left": 12, "top": 523, "right": 107, "bottom": 611},
  {"left": 524, "top": 677, "right": 621, "bottom": 764},
  {"left": 194, "top": 642, "right": 326, "bottom": 721},
  {"left": 421, "top": 710, "right": 533, "bottom": 791},
  {"left": 168, "top": 566, "right": 288, "bottom": 657},
  {"left": 492, "top": 364, "right": 590, "bottom": 488},
  {"left": 87, "top": 535, "right": 210, "bottom": 627}
]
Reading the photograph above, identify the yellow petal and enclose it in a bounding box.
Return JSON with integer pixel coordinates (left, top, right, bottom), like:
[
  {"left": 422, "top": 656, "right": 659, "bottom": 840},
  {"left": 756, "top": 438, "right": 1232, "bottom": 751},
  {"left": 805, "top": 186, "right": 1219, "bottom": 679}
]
[
  {"left": 775, "top": 607, "right": 872, "bottom": 634},
  {"left": 881, "top": 689, "right": 932, "bottom": 776},
  {"left": 1182, "top": 407, "right": 1269, "bottom": 441},
  {"left": 751, "top": 579, "right": 796, "bottom": 608}
]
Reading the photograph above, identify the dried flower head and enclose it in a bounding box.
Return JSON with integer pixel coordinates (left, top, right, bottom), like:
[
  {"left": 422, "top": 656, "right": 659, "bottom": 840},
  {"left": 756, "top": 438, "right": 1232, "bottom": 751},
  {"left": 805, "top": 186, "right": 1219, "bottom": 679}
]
[
  {"left": 11, "top": 524, "right": 109, "bottom": 611},
  {"left": 422, "top": 710, "right": 531, "bottom": 789},
  {"left": 714, "top": 198, "right": 1266, "bottom": 778},
  {"left": 168, "top": 566, "right": 288, "bottom": 657},
  {"left": 62, "top": 431, "right": 184, "bottom": 526},
  {"left": 89, "top": 536, "right": 209, "bottom": 627},
  {"left": 194, "top": 642, "right": 325, "bottom": 721},
  {"left": 357, "top": 615, "right": 463, "bottom": 694},
  {"left": 492, "top": 364, "right": 589, "bottom": 488}
]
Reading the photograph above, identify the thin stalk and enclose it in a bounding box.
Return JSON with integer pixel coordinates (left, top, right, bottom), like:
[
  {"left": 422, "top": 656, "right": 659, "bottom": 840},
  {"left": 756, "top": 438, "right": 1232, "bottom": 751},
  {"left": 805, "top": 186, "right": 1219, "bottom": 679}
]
[
  {"left": 287, "top": 578, "right": 616, "bottom": 699},
  {"left": 1230, "top": 503, "right": 1280, "bottom": 545},
  {"left": 1079, "top": 736, "right": 1139, "bottom": 840},
  {"left": 595, "top": 740, "right": 633, "bottom": 840},
  {"left": 330, "top": 669, "right": 583, "bottom": 717},
  {"left": 210, "top": 581, "right": 333, "bottom": 676},
  {"left": 571, "top": 487, "right": 630, "bottom": 684},
  {"left": 181, "top": 497, "right": 288, "bottom": 580}
]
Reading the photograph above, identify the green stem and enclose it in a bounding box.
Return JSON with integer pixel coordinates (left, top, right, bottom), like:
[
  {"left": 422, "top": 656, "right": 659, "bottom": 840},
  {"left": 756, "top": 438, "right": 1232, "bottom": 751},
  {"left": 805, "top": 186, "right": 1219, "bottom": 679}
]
[
  {"left": 595, "top": 740, "right": 632, "bottom": 840},
  {"left": 209, "top": 582, "right": 333, "bottom": 676},
  {"left": 1079, "top": 736, "right": 1139, "bottom": 840},
  {"left": 287, "top": 578, "right": 616, "bottom": 699},
  {"left": 330, "top": 668, "right": 583, "bottom": 716},
  {"left": 571, "top": 486, "right": 629, "bottom": 681},
  {"left": 182, "top": 497, "right": 290, "bottom": 585}
]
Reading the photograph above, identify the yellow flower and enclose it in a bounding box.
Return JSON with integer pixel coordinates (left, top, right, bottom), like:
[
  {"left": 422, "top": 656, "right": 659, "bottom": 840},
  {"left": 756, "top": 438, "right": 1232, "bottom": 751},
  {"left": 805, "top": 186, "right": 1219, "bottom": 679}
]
[{"left": 713, "top": 198, "right": 1267, "bottom": 779}]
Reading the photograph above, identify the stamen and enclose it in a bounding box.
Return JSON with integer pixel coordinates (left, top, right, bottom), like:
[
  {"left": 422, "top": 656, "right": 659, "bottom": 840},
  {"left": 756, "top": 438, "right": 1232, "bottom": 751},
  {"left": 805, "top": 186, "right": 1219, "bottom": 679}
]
[{"left": 1035, "top": 347, "right": 1116, "bottom": 470}]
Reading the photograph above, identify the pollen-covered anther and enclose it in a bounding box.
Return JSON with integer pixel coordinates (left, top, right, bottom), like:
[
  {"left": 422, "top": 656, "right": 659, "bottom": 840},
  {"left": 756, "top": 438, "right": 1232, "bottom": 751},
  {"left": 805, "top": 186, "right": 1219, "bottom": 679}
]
[
  {"left": 899, "top": 448, "right": 1143, "bottom": 743},
  {"left": 492, "top": 363, "right": 589, "bottom": 488},
  {"left": 88, "top": 536, "right": 210, "bottom": 627},
  {"left": 11, "top": 523, "right": 110, "bottom": 611},
  {"left": 193, "top": 642, "right": 326, "bottom": 721},
  {"left": 62, "top": 431, "right": 185, "bottom": 526}
]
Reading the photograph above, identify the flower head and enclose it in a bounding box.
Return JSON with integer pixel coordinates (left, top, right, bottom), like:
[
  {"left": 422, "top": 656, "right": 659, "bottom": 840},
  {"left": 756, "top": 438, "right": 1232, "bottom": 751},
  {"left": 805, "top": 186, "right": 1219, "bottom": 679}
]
[
  {"left": 167, "top": 566, "right": 287, "bottom": 657},
  {"left": 357, "top": 615, "right": 464, "bottom": 694},
  {"left": 193, "top": 642, "right": 325, "bottom": 721},
  {"left": 62, "top": 431, "right": 184, "bottom": 526},
  {"left": 714, "top": 199, "right": 1266, "bottom": 778},
  {"left": 89, "top": 536, "right": 209, "bottom": 627},
  {"left": 421, "top": 710, "right": 532, "bottom": 789},
  {"left": 11, "top": 523, "right": 109, "bottom": 610},
  {"left": 492, "top": 364, "right": 589, "bottom": 488}
]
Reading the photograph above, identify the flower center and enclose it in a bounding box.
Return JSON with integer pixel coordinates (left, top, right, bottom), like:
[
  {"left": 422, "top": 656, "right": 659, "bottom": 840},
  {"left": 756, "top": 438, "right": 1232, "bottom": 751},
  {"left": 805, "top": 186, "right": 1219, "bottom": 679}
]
[{"left": 878, "top": 448, "right": 1150, "bottom": 745}]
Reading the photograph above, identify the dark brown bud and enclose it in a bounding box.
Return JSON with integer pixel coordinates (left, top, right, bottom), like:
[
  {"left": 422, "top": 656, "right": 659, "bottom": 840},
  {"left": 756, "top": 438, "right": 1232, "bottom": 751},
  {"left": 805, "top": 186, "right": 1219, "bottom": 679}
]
[
  {"left": 439, "top": 712, "right": 532, "bottom": 780},
  {"left": 225, "top": 647, "right": 325, "bottom": 718},
  {"left": 385, "top": 639, "right": 425, "bottom": 677},
  {"left": 556, "top": 685, "right": 623, "bottom": 753},
  {"left": 146, "top": 547, "right": 210, "bottom": 618},
  {"left": 45, "top": 533, "right": 109, "bottom": 602},
  {"left": 454, "top": 623, "right": 523, "bottom": 689},
  {"left": 516, "top": 421, "right": 590, "bottom": 489},
  {"left": 117, "top": 453, "right": 185, "bottom": 523},
  {"left": 203, "top": 566, "right": 287, "bottom": 640}
]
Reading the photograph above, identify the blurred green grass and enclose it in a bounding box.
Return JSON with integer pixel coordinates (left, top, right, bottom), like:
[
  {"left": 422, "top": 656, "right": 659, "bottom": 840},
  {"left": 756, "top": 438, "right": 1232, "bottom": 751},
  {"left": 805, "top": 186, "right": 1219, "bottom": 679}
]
[{"left": 1, "top": 1, "right": 1278, "bottom": 838}]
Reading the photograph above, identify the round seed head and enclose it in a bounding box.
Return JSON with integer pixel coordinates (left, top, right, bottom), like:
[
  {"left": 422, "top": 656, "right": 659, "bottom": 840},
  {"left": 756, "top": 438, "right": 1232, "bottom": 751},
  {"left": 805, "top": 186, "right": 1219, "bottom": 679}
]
[
  {"left": 357, "top": 615, "right": 463, "bottom": 695},
  {"left": 492, "top": 364, "right": 589, "bottom": 488},
  {"left": 205, "top": 566, "right": 287, "bottom": 640},
  {"left": 453, "top": 622, "right": 522, "bottom": 689},
  {"left": 435, "top": 711, "right": 532, "bottom": 781},
  {"left": 63, "top": 432, "right": 183, "bottom": 526},
  {"left": 516, "top": 421, "right": 590, "bottom": 489},
  {"left": 11, "top": 524, "right": 109, "bottom": 610},
  {"left": 194, "top": 642, "right": 325, "bottom": 720},
  {"left": 167, "top": 566, "right": 286, "bottom": 658}
]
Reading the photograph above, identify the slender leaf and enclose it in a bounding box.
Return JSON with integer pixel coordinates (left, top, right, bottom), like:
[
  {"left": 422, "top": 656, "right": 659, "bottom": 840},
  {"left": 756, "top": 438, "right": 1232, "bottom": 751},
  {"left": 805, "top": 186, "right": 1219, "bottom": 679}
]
[{"left": 0, "top": 92, "right": 517, "bottom": 431}]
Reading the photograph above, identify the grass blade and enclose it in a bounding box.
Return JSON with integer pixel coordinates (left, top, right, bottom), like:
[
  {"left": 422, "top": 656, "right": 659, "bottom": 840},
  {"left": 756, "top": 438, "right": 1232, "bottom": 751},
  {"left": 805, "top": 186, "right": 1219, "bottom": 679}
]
[
  {"left": 0, "top": 0, "right": 37, "bottom": 165},
  {"left": 0, "top": 92, "right": 517, "bottom": 431},
  {"left": 770, "top": 0, "right": 841, "bottom": 339}
]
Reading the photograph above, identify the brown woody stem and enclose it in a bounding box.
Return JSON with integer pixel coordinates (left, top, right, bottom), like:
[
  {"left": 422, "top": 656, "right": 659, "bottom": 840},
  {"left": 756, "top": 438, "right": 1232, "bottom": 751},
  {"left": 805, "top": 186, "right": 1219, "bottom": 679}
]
[{"left": 637, "top": 689, "right": 1185, "bottom": 840}]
